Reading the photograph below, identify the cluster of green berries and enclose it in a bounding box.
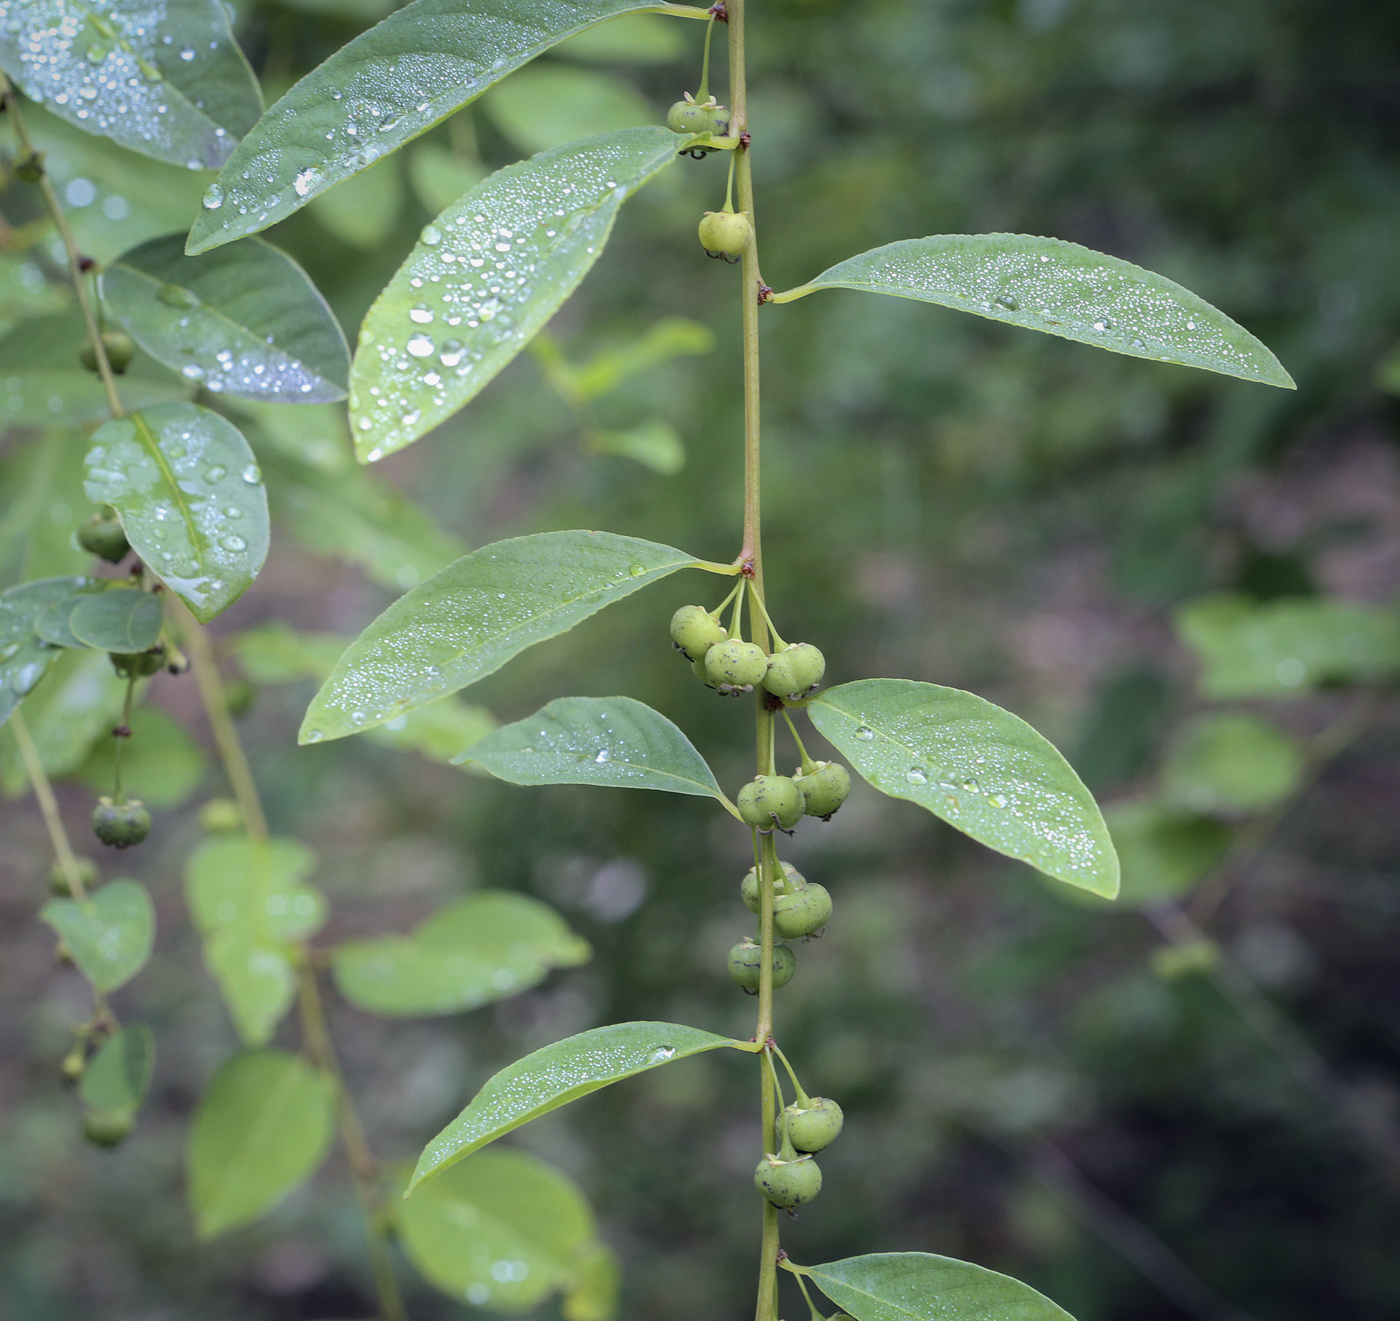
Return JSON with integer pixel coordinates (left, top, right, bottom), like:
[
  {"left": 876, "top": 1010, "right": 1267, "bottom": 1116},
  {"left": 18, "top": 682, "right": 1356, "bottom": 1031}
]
[
  {"left": 754, "top": 1087, "right": 845, "bottom": 1210},
  {"left": 670, "top": 605, "right": 828, "bottom": 701},
  {"left": 727, "top": 860, "right": 833, "bottom": 994}
]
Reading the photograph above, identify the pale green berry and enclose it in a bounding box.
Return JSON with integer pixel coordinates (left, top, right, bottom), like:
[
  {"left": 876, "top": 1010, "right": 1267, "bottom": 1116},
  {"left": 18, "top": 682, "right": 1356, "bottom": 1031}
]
[
  {"left": 797, "top": 761, "right": 851, "bottom": 819},
  {"left": 705, "top": 639, "right": 768, "bottom": 690},
  {"left": 82, "top": 1107, "right": 134, "bottom": 1148},
  {"left": 727, "top": 939, "right": 796, "bottom": 991},
  {"left": 670, "top": 604, "right": 727, "bottom": 661},
  {"left": 740, "top": 860, "right": 806, "bottom": 914},
  {"left": 699, "top": 210, "right": 753, "bottom": 258},
  {"left": 198, "top": 798, "right": 243, "bottom": 834},
  {"left": 762, "top": 643, "right": 826, "bottom": 698},
  {"left": 753, "top": 1152, "right": 822, "bottom": 1208},
  {"left": 784, "top": 1097, "right": 844, "bottom": 1152},
  {"left": 77, "top": 511, "right": 130, "bottom": 562},
  {"left": 737, "top": 775, "right": 805, "bottom": 830},
  {"left": 667, "top": 96, "right": 729, "bottom": 137},
  {"left": 773, "top": 882, "right": 832, "bottom": 939},
  {"left": 79, "top": 331, "right": 134, "bottom": 376},
  {"left": 92, "top": 797, "right": 150, "bottom": 849}
]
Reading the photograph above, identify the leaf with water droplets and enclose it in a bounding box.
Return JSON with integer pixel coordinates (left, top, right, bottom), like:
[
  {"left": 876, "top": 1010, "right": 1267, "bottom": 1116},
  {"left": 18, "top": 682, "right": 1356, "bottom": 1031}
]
[
  {"left": 333, "top": 891, "right": 589, "bottom": 1018},
  {"left": 771, "top": 234, "right": 1294, "bottom": 390},
  {"left": 1, "top": 0, "right": 262, "bottom": 169},
  {"left": 808, "top": 679, "right": 1119, "bottom": 898},
  {"left": 102, "top": 234, "right": 349, "bottom": 403},
  {"left": 409, "top": 1021, "right": 750, "bottom": 1191},
  {"left": 0, "top": 575, "right": 100, "bottom": 726},
  {"left": 66, "top": 588, "right": 163, "bottom": 653},
  {"left": 40, "top": 879, "right": 155, "bottom": 992},
  {"left": 300, "top": 530, "right": 699, "bottom": 744},
  {"left": 84, "top": 402, "right": 270, "bottom": 622},
  {"left": 457, "top": 695, "right": 722, "bottom": 800},
  {"left": 349, "top": 126, "right": 682, "bottom": 462},
  {"left": 794, "top": 1253, "right": 1075, "bottom": 1321},
  {"left": 184, "top": 0, "right": 706, "bottom": 253}
]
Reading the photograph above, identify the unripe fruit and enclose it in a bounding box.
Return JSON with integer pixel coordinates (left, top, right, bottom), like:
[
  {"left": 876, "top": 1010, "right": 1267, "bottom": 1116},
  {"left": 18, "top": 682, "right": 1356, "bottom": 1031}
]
[
  {"left": 784, "top": 1096, "right": 844, "bottom": 1152},
  {"left": 199, "top": 798, "right": 243, "bottom": 834},
  {"left": 670, "top": 604, "right": 727, "bottom": 661},
  {"left": 48, "top": 855, "right": 99, "bottom": 896},
  {"left": 92, "top": 797, "right": 151, "bottom": 849},
  {"left": 737, "top": 775, "right": 805, "bottom": 830},
  {"left": 82, "top": 1107, "right": 134, "bottom": 1148},
  {"left": 797, "top": 761, "right": 851, "bottom": 820},
  {"left": 740, "top": 860, "right": 806, "bottom": 914},
  {"left": 80, "top": 331, "right": 134, "bottom": 375},
  {"left": 773, "top": 882, "right": 832, "bottom": 939},
  {"left": 762, "top": 643, "right": 826, "bottom": 698},
  {"left": 754, "top": 1152, "right": 822, "bottom": 1208},
  {"left": 727, "top": 938, "right": 796, "bottom": 991},
  {"left": 666, "top": 95, "right": 729, "bottom": 137},
  {"left": 60, "top": 1047, "right": 87, "bottom": 1084},
  {"left": 110, "top": 645, "right": 166, "bottom": 678},
  {"left": 698, "top": 209, "right": 752, "bottom": 259},
  {"left": 705, "top": 639, "right": 768, "bottom": 690},
  {"left": 692, "top": 655, "right": 717, "bottom": 689},
  {"left": 77, "top": 511, "right": 130, "bottom": 562}
]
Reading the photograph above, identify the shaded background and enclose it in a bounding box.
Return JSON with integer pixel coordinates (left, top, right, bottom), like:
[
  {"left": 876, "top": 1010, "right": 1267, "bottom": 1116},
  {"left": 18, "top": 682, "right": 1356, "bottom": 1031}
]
[{"left": 4, "top": 0, "right": 1400, "bottom": 1319}]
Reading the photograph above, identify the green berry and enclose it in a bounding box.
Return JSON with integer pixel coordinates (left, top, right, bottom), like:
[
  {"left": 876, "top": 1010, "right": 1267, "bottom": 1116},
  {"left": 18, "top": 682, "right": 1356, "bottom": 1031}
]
[
  {"left": 773, "top": 882, "right": 832, "bottom": 939},
  {"left": 699, "top": 210, "right": 753, "bottom": 258},
  {"left": 762, "top": 643, "right": 826, "bottom": 698},
  {"left": 77, "top": 511, "right": 130, "bottom": 563},
  {"left": 79, "top": 331, "right": 134, "bottom": 375},
  {"left": 110, "top": 645, "right": 166, "bottom": 678},
  {"left": 47, "top": 855, "right": 99, "bottom": 896},
  {"left": 693, "top": 655, "right": 718, "bottom": 689},
  {"left": 737, "top": 775, "right": 805, "bottom": 830},
  {"left": 753, "top": 1152, "right": 822, "bottom": 1208},
  {"left": 727, "top": 938, "right": 796, "bottom": 991},
  {"left": 670, "top": 604, "right": 727, "bottom": 661},
  {"left": 740, "top": 860, "right": 806, "bottom": 914},
  {"left": 784, "top": 1097, "right": 844, "bottom": 1152},
  {"left": 198, "top": 798, "right": 243, "bottom": 834},
  {"left": 667, "top": 95, "right": 730, "bottom": 137},
  {"left": 60, "top": 1047, "right": 87, "bottom": 1085},
  {"left": 797, "top": 761, "right": 851, "bottom": 819},
  {"left": 705, "top": 639, "right": 768, "bottom": 691},
  {"left": 82, "top": 1107, "right": 134, "bottom": 1148},
  {"left": 92, "top": 797, "right": 151, "bottom": 849}
]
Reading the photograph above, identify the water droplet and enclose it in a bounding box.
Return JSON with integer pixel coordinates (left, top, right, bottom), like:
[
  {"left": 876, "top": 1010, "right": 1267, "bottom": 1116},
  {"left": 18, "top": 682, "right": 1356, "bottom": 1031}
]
[
  {"left": 406, "top": 333, "right": 434, "bottom": 357},
  {"left": 906, "top": 766, "right": 928, "bottom": 785},
  {"left": 594, "top": 748, "right": 611, "bottom": 764},
  {"left": 179, "top": 45, "right": 196, "bottom": 60},
  {"left": 649, "top": 1045, "right": 676, "bottom": 1062},
  {"left": 204, "top": 465, "right": 226, "bottom": 483},
  {"left": 293, "top": 166, "right": 322, "bottom": 197},
  {"left": 202, "top": 183, "right": 224, "bottom": 210},
  {"left": 156, "top": 282, "right": 199, "bottom": 308},
  {"left": 409, "top": 303, "right": 433, "bottom": 324},
  {"left": 304, "top": 729, "right": 324, "bottom": 743},
  {"left": 628, "top": 563, "right": 645, "bottom": 576},
  {"left": 854, "top": 726, "right": 874, "bottom": 741},
  {"left": 221, "top": 534, "right": 247, "bottom": 552},
  {"left": 995, "top": 293, "right": 1019, "bottom": 311},
  {"left": 960, "top": 777, "right": 980, "bottom": 794},
  {"left": 241, "top": 464, "right": 261, "bottom": 484},
  {"left": 421, "top": 224, "right": 442, "bottom": 246}
]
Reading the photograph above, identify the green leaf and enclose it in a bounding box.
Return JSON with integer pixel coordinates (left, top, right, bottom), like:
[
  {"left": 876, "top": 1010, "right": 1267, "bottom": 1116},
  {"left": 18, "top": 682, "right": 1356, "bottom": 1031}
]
[
  {"left": 1175, "top": 593, "right": 1400, "bottom": 698},
  {"left": 80, "top": 1024, "right": 156, "bottom": 1112},
  {"left": 203, "top": 929, "right": 297, "bottom": 1048},
  {"left": 591, "top": 419, "right": 685, "bottom": 474},
  {"left": 808, "top": 679, "right": 1119, "bottom": 898},
  {"left": 399, "top": 1148, "right": 599, "bottom": 1311},
  {"left": 370, "top": 699, "right": 497, "bottom": 764},
  {"left": 0, "top": 252, "right": 70, "bottom": 337},
  {"left": 409, "top": 1022, "right": 747, "bottom": 1191},
  {"left": 34, "top": 595, "right": 93, "bottom": 649},
  {"left": 40, "top": 879, "right": 155, "bottom": 992},
  {"left": 0, "top": 648, "right": 122, "bottom": 792},
  {"left": 185, "top": 0, "right": 706, "bottom": 253},
  {"left": 349, "top": 126, "right": 682, "bottom": 462},
  {"left": 556, "top": 12, "right": 687, "bottom": 63},
  {"left": 1161, "top": 712, "right": 1304, "bottom": 816},
  {"left": 562, "top": 1241, "right": 622, "bottom": 1321},
  {"left": 797, "top": 1252, "right": 1075, "bottom": 1321},
  {"left": 771, "top": 234, "right": 1294, "bottom": 390},
  {"left": 85, "top": 403, "right": 270, "bottom": 621},
  {"left": 408, "top": 143, "right": 489, "bottom": 216},
  {"left": 102, "top": 234, "right": 350, "bottom": 403},
  {"left": 1, "top": 0, "right": 262, "bottom": 169},
  {"left": 79, "top": 705, "right": 207, "bottom": 807},
  {"left": 66, "top": 589, "right": 163, "bottom": 653},
  {"left": 458, "top": 695, "right": 722, "bottom": 799},
  {"left": 1096, "top": 801, "right": 1232, "bottom": 909},
  {"left": 480, "top": 64, "right": 653, "bottom": 155},
  {"left": 300, "top": 530, "right": 698, "bottom": 744},
  {"left": 332, "top": 890, "right": 589, "bottom": 1017},
  {"left": 306, "top": 151, "right": 403, "bottom": 250},
  {"left": 0, "top": 578, "right": 106, "bottom": 729},
  {"left": 186, "top": 1050, "right": 335, "bottom": 1238},
  {"left": 0, "top": 635, "right": 61, "bottom": 727},
  {"left": 0, "top": 431, "right": 91, "bottom": 586},
  {"left": 569, "top": 317, "right": 714, "bottom": 400}
]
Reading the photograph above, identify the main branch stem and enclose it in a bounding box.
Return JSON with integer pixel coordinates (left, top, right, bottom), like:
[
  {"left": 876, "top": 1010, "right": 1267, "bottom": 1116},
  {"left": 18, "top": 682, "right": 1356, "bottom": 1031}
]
[{"left": 12, "top": 709, "right": 90, "bottom": 901}]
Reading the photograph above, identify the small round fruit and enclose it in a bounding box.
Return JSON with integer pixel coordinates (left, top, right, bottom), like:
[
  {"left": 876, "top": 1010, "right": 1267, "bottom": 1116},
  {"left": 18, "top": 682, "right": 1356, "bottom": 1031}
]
[
  {"left": 110, "top": 645, "right": 166, "bottom": 678},
  {"left": 727, "top": 939, "right": 796, "bottom": 991},
  {"left": 198, "top": 798, "right": 242, "bottom": 834},
  {"left": 762, "top": 643, "right": 826, "bottom": 698},
  {"left": 79, "top": 331, "right": 134, "bottom": 375},
  {"left": 754, "top": 1152, "right": 822, "bottom": 1208},
  {"left": 698, "top": 209, "right": 753, "bottom": 258},
  {"left": 797, "top": 761, "right": 851, "bottom": 819},
  {"left": 667, "top": 95, "right": 729, "bottom": 137},
  {"left": 737, "top": 775, "right": 805, "bottom": 830},
  {"left": 740, "top": 860, "right": 806, "bottom": 914},
  {"left": 705, "top": 639, "right": 768, "bottom": 690},
  {"left": 92, "top": 797, "right": 151, "bottom": 849},
  {"left": 47, "top": 855, "right": 99, "bottom": 896},
  {"left": 82, "top": 1107, "right": 134, "bottom": 1148},
  {"left": 670, "top": 604, "right": 727, "bottom": 661},
  {"left": 773, "top": 882, "right": 832, "bottom": 939},
  {"left": 77, "top": 511, "right": 130, "bottom": 562},
  {"left": 60, "top": 1048, "right": 87, "bottom": 1085},
  {"left": 784, "top": 1097, "right": 844, "bottom": 1152}
]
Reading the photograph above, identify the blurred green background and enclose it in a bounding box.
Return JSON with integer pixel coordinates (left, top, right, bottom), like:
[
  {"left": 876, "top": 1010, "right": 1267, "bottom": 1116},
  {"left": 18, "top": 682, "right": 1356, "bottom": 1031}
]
[{"left": 3, "top": 1, "right": 1400, "bottom": 1319}]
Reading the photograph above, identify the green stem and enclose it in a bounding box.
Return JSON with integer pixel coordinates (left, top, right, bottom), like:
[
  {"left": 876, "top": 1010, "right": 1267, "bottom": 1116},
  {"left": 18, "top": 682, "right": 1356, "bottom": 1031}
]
[
  {"left": 11, "top": 708, "right": 91, "bottom": 902},
  {"left": 779, "top": 710, "right": 815, "bottom": 775},
  {"left": 792, "top": 1268, "right": 826, "bottom": 1321},
  {"left": 112, "top": 674, "right": 136, "bottom": 801},
  {"left": 697, "top": 13, "right": 716, "bottom": 100},
  {"left": 728, "top": 579, "right": 748, "bottom": 640},
  {"left": 746, "top": 581, "right": 785, "bottom": 649},
  {"left": 771, "top": 1043, "right": 811, "bottom": 1107}
]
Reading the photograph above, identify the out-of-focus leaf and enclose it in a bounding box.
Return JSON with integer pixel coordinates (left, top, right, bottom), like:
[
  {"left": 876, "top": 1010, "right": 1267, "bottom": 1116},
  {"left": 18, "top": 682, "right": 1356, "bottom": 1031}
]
[
  {"left": 85, "top": 403, "right": 270, "bottom": 621},
  {"left": 370, "top": 700, "right": 496, "bottom": 763},
  {"left": 332, "top": 890, "right": 589, "bottom": 1016},
  {"left": 0, "top": 431, "right": 92, "bottom": 587},
  {"left": 307, "top": 152, "right": 402, "bottom": 250},
  {"left": 1161, "top": 712, "right": 1304, "bottom": 815},
  {"left": 809, "top": 679, "right": 1119, "bottom": 899},
  {"left": 408, "top": 142, "right": 488, "bottom": 216},
  {"left": 1376, "top": 342, "right": 1400, "bottom": 395},
  {"left": 556, "top": 12, "right": 687, "bottom": 63},
  {"left": 185, "top": 0, "right": 706, "bottom": 252},
  {"left": 569, "top": 317, "right": 714, "bottom": 399},
  {"left": 186, "top": 1050, "right": 334, "bottom": 1237},
  {"left": 80, "top": 1023, "right": 156, "bottom": 1112},
  {"left": 481, "top": 63, "right": 653, "bottom": 155},
  {"left": 0, "top": 645, "right": 119, "bottom": 789},
  {"left": 102, "top": 234, "right": 350, "bottom": 402},
  {"left": 235, "top": 401, "right": 351, "bottom": 473},
  {"left": 409, "top": 1022, "right": 747, "bottom": 1190},
  {"left": 300, "top": 531, "right": 699, "bottom": 743},
  {"left": 349, "top": 127, "right": 682, "bottom": 462},
  {"left": 562, "top": 1241, "right": 622, "bottom": 1321},
  {"left": 772, "top": 234, "right": 1295, "bottom": 389},
  {"left": 1094, "top": 800, "right": 1232, "bottom": 909},
  {"left": 590, "top": 419, "right": 685, "bottom": 474},
  {"left": 227, "top": 621, "right": 347, "bottom": 684},
  {"left": 67, "top": 588, "right": 162, "bottom": 652},
  {"left": 0, "top": 253, "right": 70, "bottom": 336},
  {"left": 79, "top": 705, "right": 206, "bottom": 807},
  {"left": 40, "top": 879, "right": 155, "bottom": 991},
  {"left": 203, "top": 928, "right": 297, "bottom": 1048}
]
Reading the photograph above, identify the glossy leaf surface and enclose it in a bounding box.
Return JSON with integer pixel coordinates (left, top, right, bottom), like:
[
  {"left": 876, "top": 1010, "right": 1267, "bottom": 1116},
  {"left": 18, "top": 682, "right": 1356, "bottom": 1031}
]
[
  {"left": 1, "top": 0, "right": 262, "bottom": 169},
  {"left": 410, "top": 1021, "right": 746, "bottom": 1191},
  {"left": 458, "top": 695, "right": 721, "bottom": 798},
  {"left": 67, "top": 589, "right": 163, "bottom": 653},
  {"left": 300, "top": 531, "right": 698, "bottom": 744},
  {"left": 85, "top": 403, "right": 270, "bottom": 621},
  {"left": 80, "top": 1023, "right": 156, "bottom": 1112},
  {"left": 809, "top": 679, "right": 1118, "bottom": 898},
  {"left": 332, "top": 891, "right": 589, "bottom": 1016},
  {"left": 0, "top": 577, "right": 99, "bottom": 725},
  {"left": 40, "top": 879, "right": 155, "bottom": 991},
  {"left": 185, "top": 0, "right": 704, "bottom": 252},
  {"left": 186, "top": 1050, "right": 334, "bottom": 1237},
  {"left": 102, "top": 234, "right": 349, "bottom": 402},
  {"left": 349, "top": 127, "right": 681, "bottom": 461},
  {"left": 799, "top": 1253, "right": 1074, "bottom": 1321},
  {"left": 772, "top": 235, "right": 1294, "bottom": 389}
]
